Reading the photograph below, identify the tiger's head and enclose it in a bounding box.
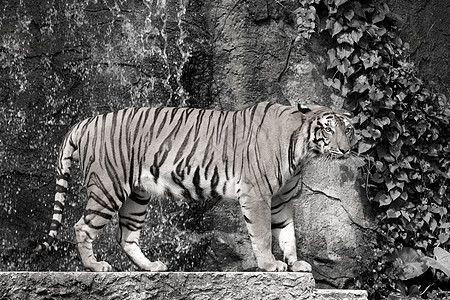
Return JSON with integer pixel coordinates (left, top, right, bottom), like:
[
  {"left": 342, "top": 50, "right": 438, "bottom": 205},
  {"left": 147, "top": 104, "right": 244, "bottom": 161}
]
[{"left": 299, "top": 104, "right": 355, "bottom": 159}]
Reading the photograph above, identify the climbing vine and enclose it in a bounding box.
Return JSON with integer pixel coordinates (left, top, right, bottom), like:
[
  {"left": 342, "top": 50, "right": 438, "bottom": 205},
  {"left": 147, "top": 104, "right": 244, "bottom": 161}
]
[{"left": 296, "top": 0, "right": 450, "bottom": 298}]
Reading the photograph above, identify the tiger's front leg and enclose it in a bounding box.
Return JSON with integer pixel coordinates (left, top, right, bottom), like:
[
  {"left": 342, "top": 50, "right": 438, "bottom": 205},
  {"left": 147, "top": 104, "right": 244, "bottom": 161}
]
[
  {"left": 271, "top": 195, "right": 312, "bottom": 272},
  {"left": 238, "top": 189, "right": 287, "bottom": 272}
]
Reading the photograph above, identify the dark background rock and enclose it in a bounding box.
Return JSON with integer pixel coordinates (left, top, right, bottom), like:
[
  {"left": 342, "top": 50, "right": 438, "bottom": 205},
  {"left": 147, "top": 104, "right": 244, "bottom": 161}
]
[
  {"left": 0, "top": 0, "right": 448, "bottom": 290},
  {"left": 387, "top": 0, "right": 450, "bottom": 99}
]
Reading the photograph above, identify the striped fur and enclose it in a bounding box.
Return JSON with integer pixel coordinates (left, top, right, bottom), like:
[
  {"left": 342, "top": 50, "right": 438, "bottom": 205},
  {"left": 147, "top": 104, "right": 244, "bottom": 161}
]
[{"left": 37, "top": 101, "right": 354, "bottom": 272}]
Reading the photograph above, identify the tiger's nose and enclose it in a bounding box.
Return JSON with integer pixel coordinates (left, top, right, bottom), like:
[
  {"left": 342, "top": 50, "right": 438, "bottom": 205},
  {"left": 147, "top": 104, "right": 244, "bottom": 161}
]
[{"left": 339, "top": 147, "right": 350, "bottom": 154}]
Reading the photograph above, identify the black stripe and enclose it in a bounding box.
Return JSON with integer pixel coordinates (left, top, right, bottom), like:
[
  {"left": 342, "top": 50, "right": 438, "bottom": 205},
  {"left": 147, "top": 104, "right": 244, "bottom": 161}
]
[
  {"left": 275, "top": 156, "right": 283, "bottom": 186},
  {"left": 243, "top": 215, "right": 252, "bottom": 224},
  {"left": 271, "top": 198, "right": 291, "bottom": 212},
  {"left": 54, "top": 200, "right": 64, "bottom": 210},
  {"left": 174, "top": 125, "right": 194, "bottom": 163},
  {"left": 150, "top": 165, "right": 159, "bottom": 182},
  {"left": 119, "top": 215, "right": 145, "bottom": 224},
  {"left": 49, "top": 219, "right": 61, "bottom": 230},
  {"left": 87, "top": 173, "right": 118, "bottom": 211},
  {"left": 81, "top": 127, "right": 92, "bottom": 174},
  {"left": 156, "top": 111, "right": 169, "bottom": 138},
  {"left": 194, "top": 109, "right": 205, "bottom": 139},
  {"left": 282, "top": 184, "right": 298, "bottom": 196},
  {"left": 84, "top": 209, "right": 113, "bottom": 220},
  {"left": 104, "top": 152, "right": 125, "bottom": 204},
  {"left": 193, "top": 166, "right": 204, "bottom": 200},
  {"left": 204, "top": 156, "right": 213, "bottom": 180},
  {"left": 271, "top": 220, "right": 289, "bottom": 229},
  {"left": 110, "top": 110, "right": 119, "bottom": 166},
  {"left": 170, "top": 107, "right": 179, "bottom": 123},
  {"left": 56, "top": 173, "right": 70, "bottom": 181},
  {"left": 210, "top": 166, "right": 219, "bottom": 189},
  {"left": 175, "top": 159, "right": 185, "bottom": 180},
  {"left": 119, "top": 221, "right": 142, "bottom": 231},
  {"left": 263, "top": 174, "right": 274, "bottom": 195},
  {"left": 129, "top": 193, "right": 150, "bottom": 206},
  {"left": 55, "top": 184, "right": 67, "bottom": 193},
  {"left": 46, "top": 235, "right": 54, "bottom": 245},
  {"left": 255, "top": 102, "right": 275, "bottom": 134},
  {"left": 130, "top": 210, "right": 147, "bottom": 217}
]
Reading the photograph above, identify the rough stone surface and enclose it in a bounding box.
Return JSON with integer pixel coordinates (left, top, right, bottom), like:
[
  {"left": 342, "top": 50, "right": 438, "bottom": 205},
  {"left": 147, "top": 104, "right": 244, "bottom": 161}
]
[
  {"left": 387, "top": 0, "right": 450, "bottom": 99},
  {"left": 0, "top": 272, "right": 369, "bottom": 300},
  {"left": 313, "top": 289, "right": 368, "bottom": 300},
  {"left": 295, "top": 159, "right": 375, "bottom": 288},
  {"left": 0, "top": 272, "right": 315, "bottom": 300}
]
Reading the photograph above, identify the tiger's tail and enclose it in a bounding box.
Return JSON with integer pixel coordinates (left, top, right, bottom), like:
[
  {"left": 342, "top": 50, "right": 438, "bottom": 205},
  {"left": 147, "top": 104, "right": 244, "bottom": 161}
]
[{"left": 35, "top": 127, "right": 78, "bottom": 251}]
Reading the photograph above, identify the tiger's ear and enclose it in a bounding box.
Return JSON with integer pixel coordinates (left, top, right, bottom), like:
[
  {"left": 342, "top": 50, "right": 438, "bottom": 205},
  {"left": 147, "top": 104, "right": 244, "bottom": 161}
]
[{"left": 298, "top": 104, "right": 312, "bottom": 114}]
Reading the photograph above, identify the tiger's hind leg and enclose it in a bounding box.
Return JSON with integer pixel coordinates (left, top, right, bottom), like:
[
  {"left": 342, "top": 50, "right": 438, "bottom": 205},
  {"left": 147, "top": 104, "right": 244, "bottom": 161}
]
[
  {"left": 74, "top": 184, "right": 119, "bottom": 272},
  {"left": 271, "top": 195, "right": 312, "bottom": 272},
  {"left": 115, "top": 191, "right": 167, "bottom": 271}
]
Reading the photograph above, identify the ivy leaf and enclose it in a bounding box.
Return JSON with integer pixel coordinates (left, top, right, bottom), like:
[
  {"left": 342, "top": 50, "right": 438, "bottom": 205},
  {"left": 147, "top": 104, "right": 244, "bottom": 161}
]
[
  {"left": 369, "top": 89, "right": 384, "bottom": 101},
  {"left": 351, "top": 29, "right": 363, "bottom": 44},
  {"left": 397, "top": 171, "right": 409, "bottom": 182},
  {"left": 387, "top": 129, "right": 400, "bottom": 143},
  {"left": 372, "top": 11, "right": 385, "bottom": 23},
  {"left": 390, "top": 188, "right": 401, "bottom": 200},
  {"left": 337, "top": 57, "right": 351, "bottom": 74},
  {"left": 372, "top": 116, "right": 391, "bottom": 128},
  {"left": 430, "top": 218, "right": 437, "bottom": 231},
  {"left": 423, "top": 247, "right": 450, "bottom": 277},
  {"left": 327, "top": 48, "right": 339, "bottom": 68},
  {"left": 337, "top": 32, "right": 355, "bottom": 45},
  {"left": 352, "top": 1, "right": 366, "bottom": 18},
  {"left": 388, "top": 247, "right": 428, "bottom": 280},
  {"left": 344, "top": 9, "right": 355, "bottom": 21},
  {"left": 358, "top": 140, "right": 374, "bottom": 154},
  {"left": 385, "top": 178, "right": 395, "bottom": 191},
  {"left": 371, "top": 172, "right": 384, "bottom": 183},
  {"left": 353, "top": 74, "right": 370, "bottom": 92},
  {"left": 336, "top": 43, "right": 354, "bottom": 58},
  {"left": 439, "top": 233, "right": 449, "bottom": 244},
  {"left": 387, "top": 208, "right": 401, "bottom": 218},
  {"left": 389, "top": 142, "right": 402, "bottom": 159},
  {"left": 384, "top": 97, "right": 397, "bottom": 109},
  {"left": 332, "top": 19, "right": 344, "bottom": 37},
  {"left": 374, "top": 191, "right": 391, "bottom": 206},
  {"left": 335, "top": 0, "right": 349, "bottom": 7}
]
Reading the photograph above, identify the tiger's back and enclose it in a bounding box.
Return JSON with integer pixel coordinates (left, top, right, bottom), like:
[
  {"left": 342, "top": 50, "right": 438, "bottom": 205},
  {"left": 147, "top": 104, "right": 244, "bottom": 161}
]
[{"left": 38, "top": 101, "right": 354, "bottom": 272}]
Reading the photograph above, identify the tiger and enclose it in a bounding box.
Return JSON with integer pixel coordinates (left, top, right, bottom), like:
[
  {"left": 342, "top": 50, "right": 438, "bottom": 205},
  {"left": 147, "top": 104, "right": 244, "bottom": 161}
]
[{"left": 36, "top": 101, "right": 355, "bottom": 272}]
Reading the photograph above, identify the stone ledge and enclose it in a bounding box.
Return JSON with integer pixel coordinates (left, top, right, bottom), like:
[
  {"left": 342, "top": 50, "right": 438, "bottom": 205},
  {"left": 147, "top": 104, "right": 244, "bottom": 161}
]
[
  {"left": 314, "top": 289, "right": 368, "bottom": 300},
  {"left": 0, "top": 272, "right": 367, "bottom": 299}
]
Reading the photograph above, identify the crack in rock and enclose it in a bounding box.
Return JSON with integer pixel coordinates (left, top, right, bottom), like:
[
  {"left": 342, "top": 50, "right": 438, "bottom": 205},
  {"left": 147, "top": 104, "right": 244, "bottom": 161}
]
[{"left": 301, "top": 182, "right": 375, "bottom": 230}]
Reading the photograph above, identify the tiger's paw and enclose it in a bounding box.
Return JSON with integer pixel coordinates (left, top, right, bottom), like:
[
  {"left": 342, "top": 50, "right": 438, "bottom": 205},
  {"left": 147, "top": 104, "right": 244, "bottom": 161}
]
[
  {"left": 141, "top": 260, "right": 168, "bottom": 272},
  {"left": 85, "top": 261, "right": 113, "bottom": 272},
  {"left": 149, "top": 261, "right": 168, "bottom": 272},
  {"left": 289, "top": 260, "right": 312, "bottom": 272},
  {"left": 259, "top": 260, "right": 288, "bottom": 272}
]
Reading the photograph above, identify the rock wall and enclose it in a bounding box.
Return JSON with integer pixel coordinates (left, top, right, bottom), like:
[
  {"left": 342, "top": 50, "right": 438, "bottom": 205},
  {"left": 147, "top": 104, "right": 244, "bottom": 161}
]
[
  {"left": 1, "top": 0, "right": 378, "bottom": 290},
  {"left": 387, "top": 0, "right": 450, "bottom": 98}
]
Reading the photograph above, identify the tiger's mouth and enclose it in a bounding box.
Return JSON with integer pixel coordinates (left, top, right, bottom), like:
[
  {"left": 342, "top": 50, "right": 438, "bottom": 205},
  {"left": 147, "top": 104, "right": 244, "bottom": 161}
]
[{"left": 326, "top": 149, "right": 351, "bottom": 160}]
